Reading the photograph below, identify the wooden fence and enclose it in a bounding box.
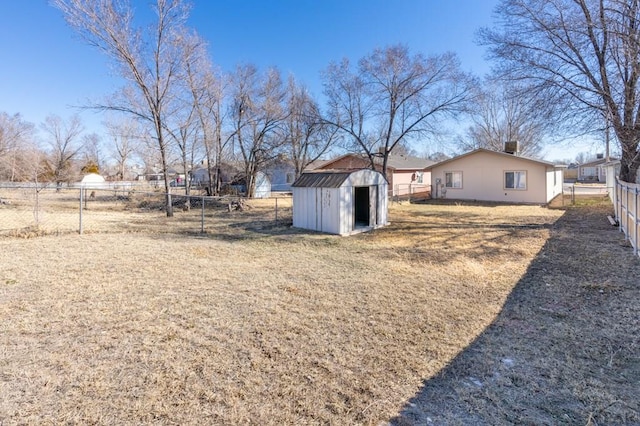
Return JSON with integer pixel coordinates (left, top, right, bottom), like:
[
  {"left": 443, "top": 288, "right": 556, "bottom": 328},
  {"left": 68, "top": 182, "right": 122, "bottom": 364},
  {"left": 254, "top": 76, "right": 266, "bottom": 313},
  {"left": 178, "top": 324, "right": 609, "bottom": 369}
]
[{"left": 613, "top": 178, "right": 640, "bottom": 256}]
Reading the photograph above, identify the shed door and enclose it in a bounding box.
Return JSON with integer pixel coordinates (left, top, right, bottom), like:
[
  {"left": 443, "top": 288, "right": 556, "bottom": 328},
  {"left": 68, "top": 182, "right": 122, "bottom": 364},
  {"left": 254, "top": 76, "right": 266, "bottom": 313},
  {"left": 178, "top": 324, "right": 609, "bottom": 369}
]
[
  {"left": 373, "top": 185, "right": 379, "bottom": 225},
  {"left": 354, "top": 186, "right": 370, "bottom": 228}
]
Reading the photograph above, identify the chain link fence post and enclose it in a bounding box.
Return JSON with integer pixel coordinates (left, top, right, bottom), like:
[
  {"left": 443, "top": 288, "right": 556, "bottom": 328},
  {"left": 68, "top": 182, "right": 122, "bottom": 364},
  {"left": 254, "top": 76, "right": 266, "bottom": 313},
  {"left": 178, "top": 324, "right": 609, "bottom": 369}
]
[
  {"left": 79, "top": 187, "right": 83, "bottom": 235},
  {"left": 201, "top": 195, "right": 205, "bottom": 233}
]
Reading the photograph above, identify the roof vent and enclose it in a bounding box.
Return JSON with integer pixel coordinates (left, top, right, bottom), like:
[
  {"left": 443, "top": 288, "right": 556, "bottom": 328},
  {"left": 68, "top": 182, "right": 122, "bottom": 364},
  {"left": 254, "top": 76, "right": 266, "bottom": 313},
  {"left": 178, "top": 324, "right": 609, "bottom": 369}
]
[{"left": 596, "top": 153, "right": 604, "bottom": 159}]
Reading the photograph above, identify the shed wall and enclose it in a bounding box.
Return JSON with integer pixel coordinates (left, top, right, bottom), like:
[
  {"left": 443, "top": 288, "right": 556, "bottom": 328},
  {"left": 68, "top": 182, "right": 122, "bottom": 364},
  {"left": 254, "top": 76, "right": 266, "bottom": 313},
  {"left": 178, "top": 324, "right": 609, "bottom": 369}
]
[
  {"left": 292, "top": 169, "right": 388, "bottom": 235},
  {"left": 292, "top": 187, "right": 343, "bottom": 234},
  {"left": 337, "top": 187, "right": 352, "bottom": 235}
]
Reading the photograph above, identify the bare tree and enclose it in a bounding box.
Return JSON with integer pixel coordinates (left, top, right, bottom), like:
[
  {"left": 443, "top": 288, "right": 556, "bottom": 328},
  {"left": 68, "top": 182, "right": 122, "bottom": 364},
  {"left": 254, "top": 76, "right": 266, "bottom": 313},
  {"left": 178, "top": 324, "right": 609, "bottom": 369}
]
[
  {"left": 284, "top": 76, "right": 338, "bottom": 177},
  {"left": 105, "top": 118, "right": 139, "bottom": 180},
  {"left": 575, "top": 152, "right": 589, "bottom": 165},
  {"left": 0, "top": 112, "right": 35, "bottom": 181},
  {"left": 164, "top": 31, "right": 217, "bottom": 198},
  {"left": 164, "top": 98, "right": 202, "bottom": 197},
  {"left": 136, "top": 129, "right": 167, "bottom": 182},
  {"left": 181, "top": 35, "right": 230, "bottom": 195},
  {"left": 230, "top": 65, "right": 287, "bottom": 197},
  {"left": 322, "top": 45, "right": 475, "bottom": 178},
  {"left": 80, "top": 132, "right": 103, "bottom": 173},
  {"left": 459, "top": 80, "right": 551, "bottom": 157},
  {"left": 481, "top": 0, "right": 640, "bottom": 182},
  {"left": 40, "top": 114, "right": 84, "bottom": 188},
  {"left": 428, "top": 152, "right": 450, "bottom": 162},
  {"left": 52, "top": 0, "right": 194, "bottom": 216}
]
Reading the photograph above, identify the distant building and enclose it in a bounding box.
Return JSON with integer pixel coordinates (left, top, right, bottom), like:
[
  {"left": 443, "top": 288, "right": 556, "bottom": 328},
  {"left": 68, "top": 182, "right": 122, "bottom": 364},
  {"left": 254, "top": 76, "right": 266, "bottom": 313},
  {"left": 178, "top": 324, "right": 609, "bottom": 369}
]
[
  {"left": 315, "top": 153, "right": 434, "bottom": 197},
  {"left": 578, "top": 155, "right": 618, "bottom": 182}
]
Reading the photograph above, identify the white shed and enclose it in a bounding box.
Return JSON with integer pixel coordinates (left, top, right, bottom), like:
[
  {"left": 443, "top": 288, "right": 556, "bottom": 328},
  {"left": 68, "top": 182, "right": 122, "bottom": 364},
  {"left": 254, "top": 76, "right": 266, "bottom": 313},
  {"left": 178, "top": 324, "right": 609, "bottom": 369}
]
[
  {"left": 254, "top": 171, "right": 272, "bottom": 199},
  {"left": 79, "top": 173, "right": 107, "bottom": 188},
  {"left": 292, "top": 169, "right": 388, "bottom": 236}
]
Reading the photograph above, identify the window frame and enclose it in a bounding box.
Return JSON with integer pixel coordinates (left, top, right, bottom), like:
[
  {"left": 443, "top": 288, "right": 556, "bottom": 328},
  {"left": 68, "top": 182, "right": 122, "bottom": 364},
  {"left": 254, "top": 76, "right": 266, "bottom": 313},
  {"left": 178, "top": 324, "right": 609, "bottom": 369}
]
[
  {"left": 504, "top": 170, "right": 527, "bottom": 190},
  {"left": 444, "top": 171, "right": 463, "bottom": 189}
]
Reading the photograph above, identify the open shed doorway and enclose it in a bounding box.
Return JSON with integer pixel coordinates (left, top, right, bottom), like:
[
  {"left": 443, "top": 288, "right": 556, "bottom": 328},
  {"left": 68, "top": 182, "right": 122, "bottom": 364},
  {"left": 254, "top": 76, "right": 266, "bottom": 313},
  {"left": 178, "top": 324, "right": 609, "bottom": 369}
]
[{"left": 354, "top": 186, "right": 370, "bottom": 228}]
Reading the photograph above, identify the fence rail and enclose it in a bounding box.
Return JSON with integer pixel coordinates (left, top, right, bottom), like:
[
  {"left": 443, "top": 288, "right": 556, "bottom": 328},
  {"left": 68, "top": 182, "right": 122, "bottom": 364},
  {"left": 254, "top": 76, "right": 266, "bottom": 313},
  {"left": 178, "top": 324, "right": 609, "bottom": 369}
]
[
  {"left": 613, "top": 178, "right": 640, "bottom": 256},
  {"left": 0, "top": 185, "right": 292, "bottom": 237}
]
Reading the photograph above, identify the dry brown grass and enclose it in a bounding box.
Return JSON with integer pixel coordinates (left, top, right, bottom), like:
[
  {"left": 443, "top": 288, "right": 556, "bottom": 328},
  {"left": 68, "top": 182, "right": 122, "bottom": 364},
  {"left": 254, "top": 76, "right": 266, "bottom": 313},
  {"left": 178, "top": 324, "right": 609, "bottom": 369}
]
[
  {"left": 0, "top": 198, "right": 638, "bottom": 425},
  {"left": 391, "top": 201, "right": 640, "bottom": 425}
]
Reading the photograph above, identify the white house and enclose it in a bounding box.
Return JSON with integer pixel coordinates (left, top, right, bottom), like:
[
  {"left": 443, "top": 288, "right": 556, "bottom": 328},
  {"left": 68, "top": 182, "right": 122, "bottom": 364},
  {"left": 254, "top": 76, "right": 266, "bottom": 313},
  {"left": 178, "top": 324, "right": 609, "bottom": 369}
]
[
  {"left": 427, "top": 148, "right": 564, "bottom": 204},
  {"left": 578, "top": 156, "right": 616, "bottom": 182},
  {"left": 292, "top": 169, "right": 388, "bottom": 236}
]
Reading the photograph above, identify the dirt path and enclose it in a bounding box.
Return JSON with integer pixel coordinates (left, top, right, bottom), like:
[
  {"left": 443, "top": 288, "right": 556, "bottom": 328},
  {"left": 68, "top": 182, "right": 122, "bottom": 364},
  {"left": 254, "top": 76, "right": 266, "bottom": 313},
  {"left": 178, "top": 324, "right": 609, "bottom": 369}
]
[{"left": 390, "top": 204, "right": 640, "bottom": 425}]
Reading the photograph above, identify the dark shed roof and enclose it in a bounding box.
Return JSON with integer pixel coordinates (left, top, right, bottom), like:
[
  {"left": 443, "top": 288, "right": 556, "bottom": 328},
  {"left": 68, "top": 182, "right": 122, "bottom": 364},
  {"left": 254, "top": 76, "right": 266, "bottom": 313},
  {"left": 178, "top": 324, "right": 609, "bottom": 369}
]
[{"left": 291, "top": 171, "right": 353, "bottom": 188}]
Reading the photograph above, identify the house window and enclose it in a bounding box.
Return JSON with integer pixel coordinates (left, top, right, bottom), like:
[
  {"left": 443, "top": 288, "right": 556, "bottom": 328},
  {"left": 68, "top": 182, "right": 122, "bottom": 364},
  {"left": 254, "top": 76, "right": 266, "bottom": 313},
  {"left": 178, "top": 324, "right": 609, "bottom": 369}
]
[
  {"left": 445, "top": 171, "right": 463, "bottom": 188},
  {"left": 415, "top": 171, "right": 424, "bottom": 183},
  {"left": 286, "top": 172, "right": 295, "bottom": 184},
  {"left": 505, "top": 171, "right": 527, "bottom": 190}
]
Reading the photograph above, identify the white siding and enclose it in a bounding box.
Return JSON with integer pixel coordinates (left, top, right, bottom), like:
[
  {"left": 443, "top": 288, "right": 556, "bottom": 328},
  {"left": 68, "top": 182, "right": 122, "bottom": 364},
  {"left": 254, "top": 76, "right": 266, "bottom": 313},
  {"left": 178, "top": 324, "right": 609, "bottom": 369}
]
[
  {"left": 338, "top": 187, "right": 352, "bottom": 235},
  {"left": 292, "top": 187, "right": 310, "bottom": 230},
  {"left": 546, "top": 168, "right": 564, "bottom": 203},
  {"left": 379, "top": 184, "right": 388, "bottom": 225},
  {"left": 322, "top": 187, "right": 342, "bottom": 234}
]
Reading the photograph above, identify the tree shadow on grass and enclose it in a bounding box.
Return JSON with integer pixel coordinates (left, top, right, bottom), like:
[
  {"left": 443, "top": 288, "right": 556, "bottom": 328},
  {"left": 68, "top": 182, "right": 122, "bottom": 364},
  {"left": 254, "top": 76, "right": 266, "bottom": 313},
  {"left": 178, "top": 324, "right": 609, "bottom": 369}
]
[{"left": 389, "top": 205, "right": 640, "bottom": 425}]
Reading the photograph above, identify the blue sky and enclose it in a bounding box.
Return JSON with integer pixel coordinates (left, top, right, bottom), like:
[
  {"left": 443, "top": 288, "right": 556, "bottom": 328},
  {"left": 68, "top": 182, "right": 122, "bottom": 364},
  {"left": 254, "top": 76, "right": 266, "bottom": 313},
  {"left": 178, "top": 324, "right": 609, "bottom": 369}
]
[{"left": 0, "top": 1, "right": 603, "bottom": 160}]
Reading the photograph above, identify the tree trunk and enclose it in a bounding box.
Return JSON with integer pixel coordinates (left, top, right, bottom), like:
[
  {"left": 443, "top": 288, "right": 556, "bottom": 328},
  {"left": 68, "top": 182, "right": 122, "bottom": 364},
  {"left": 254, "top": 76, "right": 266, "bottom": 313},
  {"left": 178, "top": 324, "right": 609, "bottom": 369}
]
[
  {"left": 620, "top": 149, "right": 640, "bottom": 183},
  {"left": 159, "top": 136, "right": 173, "bottom": 217}
]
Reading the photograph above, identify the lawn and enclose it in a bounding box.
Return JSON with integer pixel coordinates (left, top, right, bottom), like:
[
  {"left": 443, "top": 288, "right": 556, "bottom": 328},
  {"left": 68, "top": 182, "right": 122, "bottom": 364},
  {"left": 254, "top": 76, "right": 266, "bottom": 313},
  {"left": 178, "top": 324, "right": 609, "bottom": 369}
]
[{"left": 0, "top": 199, "right": 638, "bottom": 425}]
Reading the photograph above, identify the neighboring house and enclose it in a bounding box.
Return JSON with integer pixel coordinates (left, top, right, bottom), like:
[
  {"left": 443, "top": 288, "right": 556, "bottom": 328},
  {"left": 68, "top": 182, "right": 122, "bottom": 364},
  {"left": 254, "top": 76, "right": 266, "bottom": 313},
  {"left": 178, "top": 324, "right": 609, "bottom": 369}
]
[
  {"left": 426, "top": 148, "right": 565, "bottom": 204},
  {"left": 291, "top": 169, "right": 388, "bottom": 235},
  {"left": 263, "top": 157, "right": 297, "bottom": 193},
  {"left": 189, "top": 163, "right": 246, "bottom": 195},
  {"left": 136, "top": 166, "right": 163, "bottom": 182},
  {"left": 578, "top": 156, "right": 617, "bottom": 182},
  {"left": 563, "top": 163, "right": 579, "bottom": 182},
  {"left": 225, "top": 171, "right": 272, "bottom": 198},
  {"left": 305, "top": 159, "right": 330, "bottom": 170},
  {"left": 315, "top": 153, "right": 434, "bottom": 196},
  {"left": 135, "top": 166, "right": 186, "bottom": 185},
  {"left": 190, "top": 166, "right": 210, "bottom": 187}
]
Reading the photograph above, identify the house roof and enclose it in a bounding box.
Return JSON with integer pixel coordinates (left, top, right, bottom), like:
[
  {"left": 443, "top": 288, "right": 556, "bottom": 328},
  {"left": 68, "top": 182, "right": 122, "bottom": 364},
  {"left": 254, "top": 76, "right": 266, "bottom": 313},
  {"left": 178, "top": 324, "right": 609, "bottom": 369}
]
[
  {"left": 385, "top": 154, "right": 435, "bottom": 170},
  {"left": 426, "top": 148, "right": 562, "bottom": 169},
  {"left": 579, "top": 157, "right": 618, "bottom": 168},
  {"left": 319, "top": 153, "right": 434, "bottom": 171},
  {"left": 305, "top": 159, "right": 331, "bottom": 170},
  {"left": 291, "top": 171, "right": 354, "bottom": 188}
]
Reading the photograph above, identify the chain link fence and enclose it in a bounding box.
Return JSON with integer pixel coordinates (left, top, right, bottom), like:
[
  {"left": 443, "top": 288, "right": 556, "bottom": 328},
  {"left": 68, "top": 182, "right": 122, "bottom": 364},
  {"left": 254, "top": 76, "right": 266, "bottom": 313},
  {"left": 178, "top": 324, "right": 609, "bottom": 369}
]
[
  {"left": 560, "top": 183, "right": 612, "bottom": 206},
  {"left": 0, "top": 183, "right": 292, "bottom": 238},
  {"left": 389, "top": 184, "right": 431, "bottom": 204}
]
